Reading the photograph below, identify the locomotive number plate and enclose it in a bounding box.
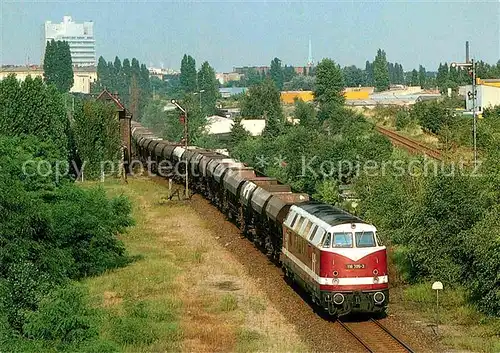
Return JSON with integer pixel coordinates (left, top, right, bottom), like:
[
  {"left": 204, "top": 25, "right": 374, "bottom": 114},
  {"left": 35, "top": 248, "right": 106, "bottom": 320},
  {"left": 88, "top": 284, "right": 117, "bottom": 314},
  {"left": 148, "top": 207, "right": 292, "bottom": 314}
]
[{"left": 346, "top": 264, "right": 365, "bottom": 269}]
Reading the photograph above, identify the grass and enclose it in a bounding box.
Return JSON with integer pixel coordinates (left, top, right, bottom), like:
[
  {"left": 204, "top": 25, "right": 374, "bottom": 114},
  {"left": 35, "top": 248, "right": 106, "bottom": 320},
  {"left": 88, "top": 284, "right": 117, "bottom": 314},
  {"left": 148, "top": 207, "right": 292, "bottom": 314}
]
[
  {"left": 393, "top": 282, "right": 500, "bottom": 353},
  {"left": 216, "top": 294, "right": 239, "bottom": 312},
  {"left": 83, "top": 177, "right": 307, "bottom": 352},
  {"left": 236, "top": 328, "right": 266, "bottom": 353}
]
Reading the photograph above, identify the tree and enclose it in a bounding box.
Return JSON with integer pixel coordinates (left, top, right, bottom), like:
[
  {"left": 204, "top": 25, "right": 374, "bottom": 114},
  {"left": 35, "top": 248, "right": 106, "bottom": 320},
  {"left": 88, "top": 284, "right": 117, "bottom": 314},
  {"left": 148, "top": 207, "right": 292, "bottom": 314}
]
[
  {"left": 241, "top": 79, "right": 283, "bottom": 119},
  {"left": 229, "top": 117, "right": 250, "bottom": 149},
  {"left": 198, "top": 61, "right": 219, "bottom": 116},
  {"left": 283, "top": 75, "right": 316, "bottom": 91},
  {"left": 388, "top": 62, "right": 395, "bottom": 84},
  {"left": 393, "top": 63, "right": 404, "bottom": 84},
  {"left": 365, "top": 61, "right": 374, "bottom": 86},
  {"left": 436, "top": 63, "right": 450, "bottom": 92},
  {"left": 93, "top": 55, "right": 150, "bottom": 118},
  {"left": 283, "top": 65, "right": 296, "bottom": 83},
  {"left": 180, "top": 54, "right": 197, "bottom": 93},
  {"left": 94, "top": 56, "right": 110, "bottom": 92},
  {"left": 72, "top": 100, "right": 121, "bottom": 178},
  {"left": 294, "top": 99, "right": 317, "bottom": 128},
  {"left": 262, "top": 111, "right": 283, "bottom": 138},
  {"left": 43, "top": 39, "right": 74, "bottom": 92},
  {"left": 343, "top": 65, "right": 365, "bottom": 87},
  {"left": 0, "top": 74, "right": 68, "bottom": 159},
  {"left": 410, "top": 69, "right": 419, "bottom": 86},
  {"left": 270, "top": 57, "right": 284, "bottom": 90},
  {"left": 418, "top": 65, "right": 427, "bottom": 88},
  {"left": 373, "top": 49, "right": 390, "bottom": 91},
  {"left": 313, "top": 58, "right": 345, "bottom": 106},
  {"left": 449, "top": 64, "right": 459, "bottom": 84},
  {"left": 246, "top": 68, "right": 263, "bottom": 87}
]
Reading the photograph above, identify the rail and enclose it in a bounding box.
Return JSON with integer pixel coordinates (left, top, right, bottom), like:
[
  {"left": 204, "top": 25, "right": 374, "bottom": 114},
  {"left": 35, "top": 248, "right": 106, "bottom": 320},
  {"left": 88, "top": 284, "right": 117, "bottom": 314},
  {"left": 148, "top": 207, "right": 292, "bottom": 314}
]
[
  {"left": 376, "top": 126, "right": 442, "bottom": 161},
  {"left": 338, "top": 318, "right": 415, "bottom": 353}
]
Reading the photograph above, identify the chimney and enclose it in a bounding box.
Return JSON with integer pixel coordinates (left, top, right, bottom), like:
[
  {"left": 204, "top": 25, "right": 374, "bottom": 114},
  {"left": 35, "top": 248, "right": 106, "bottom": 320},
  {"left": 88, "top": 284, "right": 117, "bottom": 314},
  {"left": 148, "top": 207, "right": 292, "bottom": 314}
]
[{"left": 466, "top": 41, "right": 470, "bottom": 63}]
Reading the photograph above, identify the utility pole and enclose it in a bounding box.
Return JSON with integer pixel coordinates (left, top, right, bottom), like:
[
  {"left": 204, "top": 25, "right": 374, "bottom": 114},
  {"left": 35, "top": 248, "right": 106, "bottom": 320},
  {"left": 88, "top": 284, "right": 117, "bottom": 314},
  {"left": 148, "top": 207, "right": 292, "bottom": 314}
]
[
  {"left": 471, "top": 59, "right": 477, "bottom": 167},
  {"left": 451, "top": 57, "right": 478, "bottom": 167},
  {"left": 171, "top": 99, "right": 189, "bottom": 199}
]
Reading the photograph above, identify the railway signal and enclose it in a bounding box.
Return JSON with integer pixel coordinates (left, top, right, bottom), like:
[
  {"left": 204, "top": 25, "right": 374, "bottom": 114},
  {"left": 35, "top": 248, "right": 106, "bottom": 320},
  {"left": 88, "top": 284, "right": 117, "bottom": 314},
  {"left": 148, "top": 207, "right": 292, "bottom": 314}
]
[{"left": 451, "top": 59, "right": 477, "bottom": 167}]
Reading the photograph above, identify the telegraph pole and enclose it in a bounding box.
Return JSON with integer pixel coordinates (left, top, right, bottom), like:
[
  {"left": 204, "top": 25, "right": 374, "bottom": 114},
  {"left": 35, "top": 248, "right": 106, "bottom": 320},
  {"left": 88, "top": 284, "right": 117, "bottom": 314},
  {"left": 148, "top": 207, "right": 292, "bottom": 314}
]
[
  {"left": 471, "top": 59, "right": 477, "bottom": 167},
  {"left": 451, "top": 58, "right": 478, "bottom": 167}
]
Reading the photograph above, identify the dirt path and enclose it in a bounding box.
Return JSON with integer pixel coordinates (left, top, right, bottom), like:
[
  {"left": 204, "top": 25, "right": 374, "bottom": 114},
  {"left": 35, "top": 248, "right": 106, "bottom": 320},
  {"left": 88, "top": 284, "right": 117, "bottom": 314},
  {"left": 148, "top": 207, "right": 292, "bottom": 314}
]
[{"left": 85, "top": 177, "right": 306, "bottom": 352}]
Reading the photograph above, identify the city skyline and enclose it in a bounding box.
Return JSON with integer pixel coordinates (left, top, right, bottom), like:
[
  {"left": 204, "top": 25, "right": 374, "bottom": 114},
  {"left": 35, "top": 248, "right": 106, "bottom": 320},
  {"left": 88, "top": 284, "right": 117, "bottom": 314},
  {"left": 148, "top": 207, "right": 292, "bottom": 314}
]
[{"left": 1, "top": 1, "right": 499, "bottom": 72}]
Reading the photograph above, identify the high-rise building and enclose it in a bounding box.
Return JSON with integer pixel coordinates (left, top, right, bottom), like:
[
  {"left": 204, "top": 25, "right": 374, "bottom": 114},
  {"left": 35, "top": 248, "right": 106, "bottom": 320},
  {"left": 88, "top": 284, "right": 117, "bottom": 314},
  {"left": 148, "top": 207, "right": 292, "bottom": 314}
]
[{"left": 42, "top": 16, "right": 95, "bottom": 67}]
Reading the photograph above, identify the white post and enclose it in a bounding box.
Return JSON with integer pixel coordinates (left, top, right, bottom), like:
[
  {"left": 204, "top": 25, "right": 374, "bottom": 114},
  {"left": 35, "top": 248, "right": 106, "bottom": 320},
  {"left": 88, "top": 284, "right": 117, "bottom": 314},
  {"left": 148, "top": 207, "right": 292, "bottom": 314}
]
[{"left": 432, "top": 281, "right": 443, "bottom": 336}]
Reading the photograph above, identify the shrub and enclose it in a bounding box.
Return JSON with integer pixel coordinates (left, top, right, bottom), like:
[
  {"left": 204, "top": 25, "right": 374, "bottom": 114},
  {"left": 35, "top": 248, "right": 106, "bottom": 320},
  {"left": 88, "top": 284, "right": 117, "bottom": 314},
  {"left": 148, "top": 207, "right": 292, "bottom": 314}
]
[
  {"left": 395, "top": 110, "right": 411, "bottom": 130},
  {"left": 23, "top": 285, "right": 98, "bottom": 343},
  {"left": 0, "top": 135, "right": 133, "bottom": 338}
]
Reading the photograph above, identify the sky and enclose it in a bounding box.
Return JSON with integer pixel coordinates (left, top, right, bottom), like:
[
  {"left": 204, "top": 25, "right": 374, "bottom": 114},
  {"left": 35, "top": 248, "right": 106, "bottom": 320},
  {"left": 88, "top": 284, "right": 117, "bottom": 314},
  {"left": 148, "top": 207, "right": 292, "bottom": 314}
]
[{"left": 1, "top": 0, "right": 499, "bottom": 72}]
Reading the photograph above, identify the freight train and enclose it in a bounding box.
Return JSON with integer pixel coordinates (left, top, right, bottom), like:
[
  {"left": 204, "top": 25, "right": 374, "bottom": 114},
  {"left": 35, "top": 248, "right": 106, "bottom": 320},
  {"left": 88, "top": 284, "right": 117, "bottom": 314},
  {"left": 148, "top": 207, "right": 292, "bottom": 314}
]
[{"left": 131, "top": 121, "right": 388, "bottom": 316}]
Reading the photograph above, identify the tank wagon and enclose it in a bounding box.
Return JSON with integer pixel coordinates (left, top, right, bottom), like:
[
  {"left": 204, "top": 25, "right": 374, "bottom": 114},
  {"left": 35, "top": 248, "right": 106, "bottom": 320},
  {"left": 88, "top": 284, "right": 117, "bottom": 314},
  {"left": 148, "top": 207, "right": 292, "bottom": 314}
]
[{"left": 131, "top": 121, "right": 388, "bottom": 316}]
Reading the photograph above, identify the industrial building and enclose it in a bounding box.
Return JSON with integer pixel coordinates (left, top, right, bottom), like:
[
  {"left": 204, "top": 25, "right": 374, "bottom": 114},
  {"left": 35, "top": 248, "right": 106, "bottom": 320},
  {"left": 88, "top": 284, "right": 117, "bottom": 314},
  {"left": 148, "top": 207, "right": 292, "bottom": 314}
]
[
  {"left": 204, "top": 116, "right": 265, "bottom": 137},
  {"left": 0, "top": 66, "right": 97, "bottom": 94},
  {"left": 42, "top": 16, "right": 96, "bottom": 67},
  {"left": 465, "top": 80, "right": 500, "bottom": 112}
]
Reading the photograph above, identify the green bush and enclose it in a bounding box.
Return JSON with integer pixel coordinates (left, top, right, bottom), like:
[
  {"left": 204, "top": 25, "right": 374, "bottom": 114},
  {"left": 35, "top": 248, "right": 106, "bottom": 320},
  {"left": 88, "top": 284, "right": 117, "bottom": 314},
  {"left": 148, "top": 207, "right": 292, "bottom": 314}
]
[
  {"left": 0, "top": 135, "right": 133, "bottom": 342},
  {"left": 395, "top": 110, "right": 411, "bottom": 130},
  {"left": 23, "top": 285, "right": 98, "bottom": 343},
  {"left": 355, "top": 152, "right": 500, "bottom": 316}
]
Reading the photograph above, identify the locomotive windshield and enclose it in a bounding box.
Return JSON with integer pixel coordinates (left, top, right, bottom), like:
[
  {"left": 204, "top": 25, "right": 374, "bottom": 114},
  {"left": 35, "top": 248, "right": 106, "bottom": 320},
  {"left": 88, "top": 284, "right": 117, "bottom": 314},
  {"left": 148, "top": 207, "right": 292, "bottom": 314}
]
[
  {"left": 355, "top": 231, "right": 377, "bottom": 247},
  {"left": 329, "top": 232, "right": 353, "bottom": 248},
  {"left": 321, "top": 231, "right": 379, "bottom": 248}
]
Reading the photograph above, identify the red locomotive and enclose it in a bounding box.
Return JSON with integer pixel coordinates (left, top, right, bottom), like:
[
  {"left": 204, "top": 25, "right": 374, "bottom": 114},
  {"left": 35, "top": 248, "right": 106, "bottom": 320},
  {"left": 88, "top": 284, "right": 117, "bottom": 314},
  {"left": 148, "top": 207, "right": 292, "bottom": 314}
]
[{"left": 282, "top": 202, "right": 388, "bottom": 316}]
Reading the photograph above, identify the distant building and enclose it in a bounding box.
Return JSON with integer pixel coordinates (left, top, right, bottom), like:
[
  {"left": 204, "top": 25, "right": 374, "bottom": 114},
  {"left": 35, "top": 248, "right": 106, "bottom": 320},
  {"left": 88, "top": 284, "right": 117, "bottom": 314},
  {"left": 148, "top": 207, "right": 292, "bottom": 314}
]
[
  {"left": 205, "top": 116, "right": 265, "bottom": 137},
  {"left": 465, "top": 82, "right": 500, "bottom": 113},
  {"left": 219, "top": 87, "right": 247, "bottom": 98},
  {"left": 148, "top": 67, "right": 179, "bottom": 80},
  {"left": 43, "top": 16, "right": 96, "bottom": 67},
  {"left": 216, "top": 72, "right": 244, "bottom": 85},
  {"left": 233, "top": 66, "right": 270, "bottom": 76},
  {"left": 0, "top": 66, "right": 97, "bottom": 94},
  {"left": 280, "top": 91, "right": 314, "bottom": 104}
]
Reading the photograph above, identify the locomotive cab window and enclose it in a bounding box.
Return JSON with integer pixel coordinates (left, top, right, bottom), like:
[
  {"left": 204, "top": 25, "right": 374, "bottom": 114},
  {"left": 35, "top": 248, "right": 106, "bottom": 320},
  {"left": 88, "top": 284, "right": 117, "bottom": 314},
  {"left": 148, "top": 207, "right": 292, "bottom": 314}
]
[
  {"left": 294, "top": 217, "right": 305, "bottom": 232},
  {"left": 289, "top": 214, "right": 298, "bottom": 228},
  {"left": 332, "top": 232, "right": 353, "bottom": 248},
  {"left": 309, "top": 225, "right": 318, "bottom": 241},
  {"left": 355, "top": 231, "right": 376, "bottom": 247},
  {"left": 321, "top": 232, "right": 332, "bottom": 248},
  {"left": 302, "top": 220, "right": 312, "bottom": 237},
  {"left": 315, "top": 228, "right": 326, "bottom": 244}
]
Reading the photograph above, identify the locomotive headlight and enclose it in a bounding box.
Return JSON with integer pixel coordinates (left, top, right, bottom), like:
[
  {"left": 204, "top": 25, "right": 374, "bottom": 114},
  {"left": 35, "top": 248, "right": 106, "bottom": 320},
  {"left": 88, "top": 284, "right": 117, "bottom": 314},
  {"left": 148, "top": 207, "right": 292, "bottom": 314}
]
[
  {"left": 332, "top": 278, "right": 339, "bottom": 285},
  {"left": 374, "top": 292, "right": 385, "bottom": 305},
  {"left": 333, "top": 293, "right": 345, "bottom": 305},
  {"left": 373, "top": 276, "right": 379, "bottom": 283}
]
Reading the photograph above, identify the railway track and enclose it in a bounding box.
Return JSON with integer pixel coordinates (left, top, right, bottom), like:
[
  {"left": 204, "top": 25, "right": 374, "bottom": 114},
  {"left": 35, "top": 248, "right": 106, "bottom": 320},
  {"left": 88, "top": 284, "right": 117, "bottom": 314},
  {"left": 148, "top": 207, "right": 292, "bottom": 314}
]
[
  {"left": 338, "top": 318, "right": 415, "bottom": 353},
  {"left": 376, "top": 126, "right": 442, "bottom": 161}
]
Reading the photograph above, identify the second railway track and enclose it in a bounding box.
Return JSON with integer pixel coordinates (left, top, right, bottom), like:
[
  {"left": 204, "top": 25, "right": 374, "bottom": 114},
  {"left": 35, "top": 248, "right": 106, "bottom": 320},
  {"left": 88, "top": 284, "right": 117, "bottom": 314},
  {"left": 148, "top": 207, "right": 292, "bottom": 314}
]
[
  {"left": 376, "top": 126, "right": 442, "bottom": 161},
  {"left": 338, "top": 318, "right": 415, "bottom": 353}
]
